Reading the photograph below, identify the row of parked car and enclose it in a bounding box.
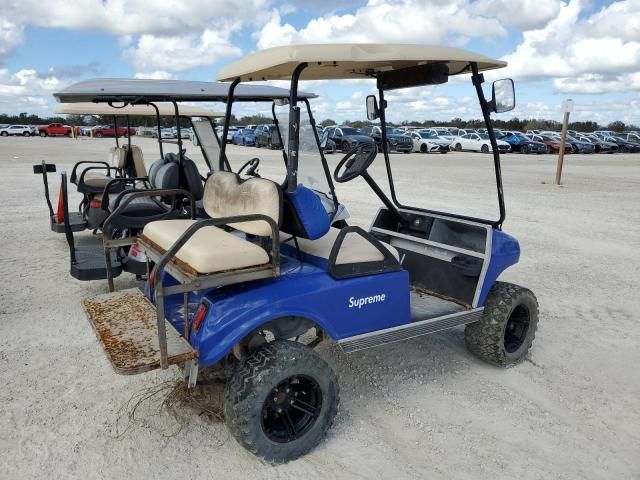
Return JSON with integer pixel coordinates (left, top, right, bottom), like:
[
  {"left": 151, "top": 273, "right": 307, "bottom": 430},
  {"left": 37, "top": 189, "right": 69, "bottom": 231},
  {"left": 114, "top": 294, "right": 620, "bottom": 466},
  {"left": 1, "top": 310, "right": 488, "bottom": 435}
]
[
  {"left": 0, "top": 123, "right": 137, "bottom": 138},
  {"left": 221, "top": 123, "right": 640, "bottom": 155}
]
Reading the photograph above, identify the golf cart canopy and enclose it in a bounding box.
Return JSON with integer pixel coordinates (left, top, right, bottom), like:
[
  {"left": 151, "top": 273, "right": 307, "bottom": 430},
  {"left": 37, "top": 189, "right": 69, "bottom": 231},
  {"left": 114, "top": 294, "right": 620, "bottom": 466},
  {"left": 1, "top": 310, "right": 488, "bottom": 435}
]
[
  {"left": 217, "top": 43, "right": 506, "bottom": 82},
  {"left": 54, "top": 78, "right": 317, "bottom": 103},
  {"left": 55, "top": 102, "right": 224, "bottom": 117}
]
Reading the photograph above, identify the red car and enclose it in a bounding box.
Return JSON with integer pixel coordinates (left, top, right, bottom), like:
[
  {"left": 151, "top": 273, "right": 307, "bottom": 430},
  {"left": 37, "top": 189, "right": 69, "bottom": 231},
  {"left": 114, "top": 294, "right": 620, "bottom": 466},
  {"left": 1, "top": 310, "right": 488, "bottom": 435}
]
[
  {"left": 529, "top": 134, "right": 572, "bottom": 153},
  {"left": 92, "top": 125, "right": 136, "bottom": 138},
  {"left": 37, "top": 123, "right": 75, "bottom": 137}
]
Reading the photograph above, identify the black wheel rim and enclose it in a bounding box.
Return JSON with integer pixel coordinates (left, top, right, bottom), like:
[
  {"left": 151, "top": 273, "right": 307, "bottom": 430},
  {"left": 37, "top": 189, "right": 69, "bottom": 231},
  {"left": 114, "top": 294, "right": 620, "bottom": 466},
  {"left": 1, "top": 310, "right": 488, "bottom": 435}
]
[
  {"left": 504, "top": 305, "right": 531, "bottom": 353},
  {"left": 261, "top": 375, "right": 322, "bottom": 443}
]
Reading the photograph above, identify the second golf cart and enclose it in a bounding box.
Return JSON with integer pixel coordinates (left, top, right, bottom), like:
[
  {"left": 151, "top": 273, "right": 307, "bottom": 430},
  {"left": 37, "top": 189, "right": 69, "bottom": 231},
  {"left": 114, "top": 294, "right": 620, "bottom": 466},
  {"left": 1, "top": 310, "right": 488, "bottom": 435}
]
[{"left": 75, "top": 44, "right": 539, "bottom": 463}]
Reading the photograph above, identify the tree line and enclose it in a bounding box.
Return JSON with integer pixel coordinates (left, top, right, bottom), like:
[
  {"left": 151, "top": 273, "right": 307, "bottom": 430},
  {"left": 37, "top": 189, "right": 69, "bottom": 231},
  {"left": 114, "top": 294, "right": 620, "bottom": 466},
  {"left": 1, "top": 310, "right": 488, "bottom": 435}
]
[{"left": 1, "top": 111, "right": 636, "bottom": 132}]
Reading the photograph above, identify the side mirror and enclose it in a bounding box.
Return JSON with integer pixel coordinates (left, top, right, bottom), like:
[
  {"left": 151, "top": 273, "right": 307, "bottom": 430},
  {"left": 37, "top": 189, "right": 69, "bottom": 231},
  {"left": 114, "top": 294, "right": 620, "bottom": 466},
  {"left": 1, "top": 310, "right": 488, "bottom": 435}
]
[
  {"left": 366, "top": 95, "right": 379, "bottom": 120},
  {"left": 491, "top": 78, "right": 515, "bottom": 113}
]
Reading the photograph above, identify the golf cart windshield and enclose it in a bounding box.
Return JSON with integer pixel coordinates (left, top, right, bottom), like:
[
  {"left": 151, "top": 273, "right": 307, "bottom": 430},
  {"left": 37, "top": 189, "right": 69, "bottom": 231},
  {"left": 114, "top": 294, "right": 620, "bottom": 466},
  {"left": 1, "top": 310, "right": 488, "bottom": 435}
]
[
  {"left": 218, "top": 43, "right": 512, "bottom": 227},
  {"left": 274, "top": 102, "right": 334, "bottom": 200}
]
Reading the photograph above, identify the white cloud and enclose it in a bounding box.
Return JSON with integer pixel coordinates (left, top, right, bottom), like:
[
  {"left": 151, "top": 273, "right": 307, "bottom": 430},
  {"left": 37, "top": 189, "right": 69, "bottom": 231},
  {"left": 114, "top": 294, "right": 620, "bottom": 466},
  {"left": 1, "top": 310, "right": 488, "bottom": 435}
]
[
  {"left": 8, "top": 0, "right": 270, "bottom": 36},
  {"left": 554, "top": 73, "right": 640, "bottom": 94},
  {"left": 1, "top": 0, "right": 273, "bottom": 76},
  {"left": 123, "top": 29, "right": 242, "bottom": 72},
  {"left": 0, "top": 19, "right": 24, "bottom": 60},
  {"left": 0, "top": 68, "right": 65, "bottom": 113},
  {"left": 134, "top": 71, "right": 175, "bottom": 80},
  {"left": 500, "top": 0, "right": 640, "bottom": 93},
  {"left": 472, "top": 0, "right": 562, "bottom": 30},
  {"left": 255, "top": 1, "right": 507, "bottom": 50}
]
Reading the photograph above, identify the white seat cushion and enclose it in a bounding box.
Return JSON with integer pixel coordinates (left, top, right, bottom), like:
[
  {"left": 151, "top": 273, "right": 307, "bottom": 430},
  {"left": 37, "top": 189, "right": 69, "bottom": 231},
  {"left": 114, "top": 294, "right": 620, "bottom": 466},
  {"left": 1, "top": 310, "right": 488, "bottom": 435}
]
[
  {"left": 202, "top": 171, "right": 281, "bottom": 237},
  {"left": 287, "top": 227, "right": 399, "bottom": 265},
  {"left": 141, "top": 220, "right": 269, "bottom": 274},
  {"left": 83, "top": 173, "right": 112, "bottom": 188}
]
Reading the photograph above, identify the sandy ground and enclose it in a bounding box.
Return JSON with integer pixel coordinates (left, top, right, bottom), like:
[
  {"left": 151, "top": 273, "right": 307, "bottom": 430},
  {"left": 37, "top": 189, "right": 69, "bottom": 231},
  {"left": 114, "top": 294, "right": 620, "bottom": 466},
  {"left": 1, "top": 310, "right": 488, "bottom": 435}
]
[{"left": 1, "top": 135, "right": 639, "bottom": 479}]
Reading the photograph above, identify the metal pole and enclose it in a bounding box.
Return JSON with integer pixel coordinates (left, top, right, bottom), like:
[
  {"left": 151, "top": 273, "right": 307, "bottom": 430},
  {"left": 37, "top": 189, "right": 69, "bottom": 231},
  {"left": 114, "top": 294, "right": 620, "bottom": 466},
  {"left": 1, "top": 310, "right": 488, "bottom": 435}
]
[
  {"left": 220, "top": 78, "right": 240, "bottom": 171},
  {"left": 148, "top": 102, "right": 164, "bottom": 158},
  {"left": 471, "top": 63, "right": 506, "bottom": 229},
  {"left": 113, "top": 115, "right": 119, "bottom": 148},
  {"left": 287, "top": 62, "right": 308, "bottom": 193},
  {"left": 556, "top": 111, "right": 571, "bottom": 185}
]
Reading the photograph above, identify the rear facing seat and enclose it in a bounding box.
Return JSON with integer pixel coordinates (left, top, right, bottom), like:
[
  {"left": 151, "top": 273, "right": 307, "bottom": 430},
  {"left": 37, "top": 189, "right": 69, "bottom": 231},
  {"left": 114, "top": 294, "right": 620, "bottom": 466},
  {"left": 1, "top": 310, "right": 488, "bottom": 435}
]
[
  {"left": 138, "top": 171, "right": 281, "bottom": 275},
  {"left": 80, "top": 147, "right": 126, "bottom": 191}
]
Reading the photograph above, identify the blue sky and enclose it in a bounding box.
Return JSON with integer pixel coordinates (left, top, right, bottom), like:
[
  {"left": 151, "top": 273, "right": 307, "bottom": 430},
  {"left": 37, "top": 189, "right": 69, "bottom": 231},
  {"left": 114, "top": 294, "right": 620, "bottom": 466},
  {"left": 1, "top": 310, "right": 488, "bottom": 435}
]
[{"left": 0, "top": 0, "right": 638, "bottom": 125}]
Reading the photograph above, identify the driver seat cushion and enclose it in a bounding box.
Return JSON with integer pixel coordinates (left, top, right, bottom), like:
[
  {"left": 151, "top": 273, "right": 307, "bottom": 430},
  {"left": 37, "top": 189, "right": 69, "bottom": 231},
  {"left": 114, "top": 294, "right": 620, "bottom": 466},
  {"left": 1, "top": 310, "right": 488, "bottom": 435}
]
[
  {"left": 281, "top": 184, "right": 330, "bottom": 240},
  {"left": 140, "top": 220, "right": 269, "bottom": 275},
  {"left": 282, "top": 227, "right": 399, "bottom": 269}
]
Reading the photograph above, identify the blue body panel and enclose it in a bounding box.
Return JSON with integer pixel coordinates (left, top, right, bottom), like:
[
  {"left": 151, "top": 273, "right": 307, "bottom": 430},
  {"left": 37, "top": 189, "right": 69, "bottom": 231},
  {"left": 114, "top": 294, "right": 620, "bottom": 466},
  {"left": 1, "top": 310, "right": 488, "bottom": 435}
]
[
  {"left": 158, "top": 255, "right": 410, "bottom": 368},
  {"left": 153, "top": 227, "right": 520, "bottom": 368},
  {"left": 477, "top": 228, "right": 520, "bottom": 305}
]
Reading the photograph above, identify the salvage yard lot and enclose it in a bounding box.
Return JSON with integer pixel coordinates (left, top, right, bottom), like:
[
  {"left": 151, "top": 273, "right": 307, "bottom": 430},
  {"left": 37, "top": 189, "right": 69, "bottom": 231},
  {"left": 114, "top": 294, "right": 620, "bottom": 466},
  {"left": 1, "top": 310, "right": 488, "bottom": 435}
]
[{"left": 1, "top": 136, "right": 639, "bottom": 479}]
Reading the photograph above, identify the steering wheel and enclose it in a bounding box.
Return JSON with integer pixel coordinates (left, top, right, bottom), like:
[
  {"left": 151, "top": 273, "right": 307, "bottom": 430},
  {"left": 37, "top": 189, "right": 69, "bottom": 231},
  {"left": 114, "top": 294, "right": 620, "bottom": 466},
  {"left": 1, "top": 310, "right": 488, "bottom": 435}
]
[
  {"left": 333, "top": 142, "right": 377, "bottom": 183},
  {"left": 237, "top": 157, "right": 260, "bottom": 177}
]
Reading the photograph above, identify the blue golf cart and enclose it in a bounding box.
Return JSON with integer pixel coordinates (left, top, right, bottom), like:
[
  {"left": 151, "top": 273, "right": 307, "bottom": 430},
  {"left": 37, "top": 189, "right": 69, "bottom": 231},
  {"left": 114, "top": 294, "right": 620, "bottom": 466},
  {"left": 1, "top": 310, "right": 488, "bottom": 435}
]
[{"left": 74, "top": 44, "right": 538, "bottom": 463}]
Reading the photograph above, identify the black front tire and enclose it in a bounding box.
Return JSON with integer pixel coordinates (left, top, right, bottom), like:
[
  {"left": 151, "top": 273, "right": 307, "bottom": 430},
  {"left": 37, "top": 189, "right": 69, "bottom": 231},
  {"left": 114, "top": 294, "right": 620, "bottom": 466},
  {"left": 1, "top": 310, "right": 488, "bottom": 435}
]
[
  {"left": 39, "top": 131, "right": 47, "bottom": 137},
  {"left": 224, "top": 340, "right": 339, "bottom": 463},
  {"left": 455, "top": 143, "right": 462, "bottom": 152},
  {"left": 521, "top": 145, "right": 528, "bottom": 154},
  {"left": 481, "top": 144, "right": 490, "bottom": 153},
  {"left": 1, "top": 132, "right": 7, "bottom": 137},
  {"left": 464, "top": 282, "right": 539, "bottom": 367}
]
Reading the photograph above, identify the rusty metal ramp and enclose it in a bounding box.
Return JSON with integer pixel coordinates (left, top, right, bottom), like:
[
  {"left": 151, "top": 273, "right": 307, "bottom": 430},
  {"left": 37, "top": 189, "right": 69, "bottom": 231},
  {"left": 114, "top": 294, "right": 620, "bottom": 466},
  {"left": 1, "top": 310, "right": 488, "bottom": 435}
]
[{"left": 82, "top": 288, "right": 197, "bottom": 375}]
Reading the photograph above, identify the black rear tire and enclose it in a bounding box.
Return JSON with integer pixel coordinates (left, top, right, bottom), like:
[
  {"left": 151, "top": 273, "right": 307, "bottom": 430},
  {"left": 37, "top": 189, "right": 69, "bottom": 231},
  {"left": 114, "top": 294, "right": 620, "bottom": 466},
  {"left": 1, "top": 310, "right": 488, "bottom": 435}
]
[
  {"left": 464, "top": 282, "right": 539, "bottom": 367},
  {"left": 481, "top": 144, "right": 489, "bottom": 153},
  {"left": 341, "top": 141, "right": 351, "bottom": 153},
  {"left": 224, "top": 340, "right": 339, "bottom": 463},
  {"left": 521, "top": 145, "right": 528, "bottom": 154},
  {"left": 455, "top": 143, "right": 462, "bottom": 152},
  {"left": 39, "top": 131, "right": 47, "bottom": 137},
  {"left": 1, "top": 132, "right": 7, "bottom": 137}
]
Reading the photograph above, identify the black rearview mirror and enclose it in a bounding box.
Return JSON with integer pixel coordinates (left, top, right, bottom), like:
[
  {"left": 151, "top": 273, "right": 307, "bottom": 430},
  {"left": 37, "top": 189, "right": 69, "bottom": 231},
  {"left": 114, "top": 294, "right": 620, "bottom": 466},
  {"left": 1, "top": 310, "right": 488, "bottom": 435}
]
[
  {"left": 366, "top": 95, "right": 379, "bottom": 120},
  {"left": 491, "top": 78, "right": 515, "bottom": 113}
]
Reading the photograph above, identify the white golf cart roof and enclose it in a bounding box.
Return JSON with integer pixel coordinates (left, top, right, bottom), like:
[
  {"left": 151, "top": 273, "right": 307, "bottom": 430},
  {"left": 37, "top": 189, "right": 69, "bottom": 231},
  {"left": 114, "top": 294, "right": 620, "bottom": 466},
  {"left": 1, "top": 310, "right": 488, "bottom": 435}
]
[
  {"left": 54, "top": 78, "right": 317, "bottom": 103},
  {"left": 55, "top": 102, "right": 223, "bottom": 118},
  {"left": 218, "top": 43, "right": 506, "bottom": 81}
]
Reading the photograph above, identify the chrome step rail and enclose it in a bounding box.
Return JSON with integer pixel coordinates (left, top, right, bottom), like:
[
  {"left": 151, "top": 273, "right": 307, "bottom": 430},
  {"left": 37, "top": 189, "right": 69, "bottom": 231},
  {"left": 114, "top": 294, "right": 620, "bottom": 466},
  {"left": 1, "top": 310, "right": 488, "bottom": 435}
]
[{"left": 339, "top": 308, "right": 484, "bottom": 353}]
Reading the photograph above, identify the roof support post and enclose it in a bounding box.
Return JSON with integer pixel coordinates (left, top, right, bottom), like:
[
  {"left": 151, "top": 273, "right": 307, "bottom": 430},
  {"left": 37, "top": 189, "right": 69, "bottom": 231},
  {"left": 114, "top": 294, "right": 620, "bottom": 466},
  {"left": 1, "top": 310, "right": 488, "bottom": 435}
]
[
  {"left": 126, "top": 115, "right": 132, "bottom": 149},
  {"left": 471, "top": 62, "right": 505, "bottom": 229},
  {"left": 113, "top": 115, "right": 119, "bottom": 148},
  {"left": 220, "top": 77, "right": 240, "bottom": 171},
  {"left": 287, "top": 62, "right": 308, "bottom": 193},
  {"left": 148, "top": 102, "right": 164, "bottom": 158},
  {"left": 172, "top": 101, "right": 184, "bottom": 175}
]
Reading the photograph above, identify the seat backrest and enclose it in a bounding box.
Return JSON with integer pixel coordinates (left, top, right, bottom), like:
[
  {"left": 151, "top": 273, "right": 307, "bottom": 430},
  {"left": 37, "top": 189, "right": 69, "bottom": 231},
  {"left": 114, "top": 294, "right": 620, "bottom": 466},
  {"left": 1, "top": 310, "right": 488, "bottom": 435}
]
[
  {"left": 148, "top": 157, "right": 179, "bottom": 189},
  {"left": 163, "top": 152, "right": 205, "bottom": 200},
  {"left": 281, "top": 184, "right": 330, "bottom": 240},
  {"left": 202, "top": 171, "right": 281, "bottom": 237},
  {"left": 181, "top": 157, "right": 204, "bottom": 200},
  {"left": 129, "top": 145, "right": 147, "bottom": 177},
  {"left": 108, "top": 147, "right": 127, "bottom": 169}
]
